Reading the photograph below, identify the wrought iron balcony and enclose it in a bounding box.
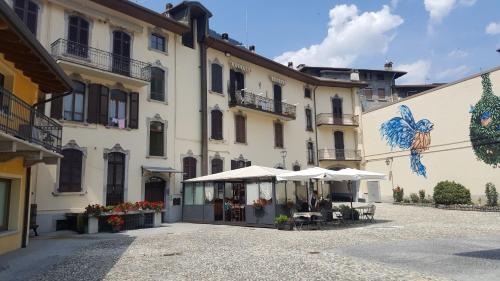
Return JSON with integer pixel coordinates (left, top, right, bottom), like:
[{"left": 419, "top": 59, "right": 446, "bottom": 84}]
[
  {"left": 316, "top": 113, "right": 359, "bottom": 127},
  {"left": 0, "top": 87, "right": 62, "bottom": 153},
  {"left": 318, "top": 149, "right": 361, "bottom": 161},
  {"left": 51, "top": 39, "right": 151, "bottom": 82},
  {"left": 229, "top": 90, "right": 296, "bottom": 120}
]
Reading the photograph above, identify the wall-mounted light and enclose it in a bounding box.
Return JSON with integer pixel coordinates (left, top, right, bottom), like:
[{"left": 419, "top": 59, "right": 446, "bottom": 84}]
[{"left": 385, "top": 157, "right": 392, "bottom": 166}]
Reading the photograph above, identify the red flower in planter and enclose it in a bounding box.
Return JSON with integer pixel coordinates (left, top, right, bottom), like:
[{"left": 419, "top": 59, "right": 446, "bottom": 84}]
[{"left": 107, "top": 215, "right": 124, "bottom": 227}]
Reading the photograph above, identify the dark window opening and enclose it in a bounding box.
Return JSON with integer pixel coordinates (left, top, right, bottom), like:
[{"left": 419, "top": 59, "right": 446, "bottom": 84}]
[
  {"left": 149, "top": 121, "right": 164, "bottom": 157},
  {"left": 211, "top": 158, "right": 223, "bottom": 174},
  {"left": 211, "top": 110, "right": 223, "bottom": 140},
  {"left": 0, "top": 179, "right": 11, "bottom": 231},
  {"left": 183, "top": 157, "right": 197, "bottom": 180},
  {"left": 182, "top": 21, "right": 195, "bottom": 48},
  {"left": 67, "top": 15, "right": 89, "bottom": 58},
  {"left": 305, "top": 108, "right": 313, "bottom": 131},
  {"left": 106, "top": 152, "right": 125, "bottom": 206},
  {"left": 150, "top": 33, "right": 166, "bottom": 52},
  {"left": 273, "top": 84, "right": 282, "bottom": 114},
  {"left": 14, "top": 0, "right": 38, "bottom": 35},
  {"left": 229, "top": 69, "right": 245, "bottom": 103},
  {"left": 235, "top": 114, "right": 246, "bottom": 143},
  {"left": 364, "top": 88, "right": 373, "bottom": 100},
  {"left": 211, "top": 63, "right": 223, "bottom": 94},
  {"left": 334, "top": 131, "right": 345, "bottom": 159},
  {"left": 112, "top": 31, "right": 131, "bottom": 76},
  {"left": 307, "top": 142, "right": 315, "bottom": 165},
  {"left": 63, "top": 80, "right": 85, "bottom": 122},
  {"left": 304, "top": 88, "right": 311, "bottom": 98},
  {"left": 150, "top": 67, "right": 165, "bottom": 101},
  {"left": 378, "top": 88, "right": 386, "bottom": 100},
  {"left": 109, "top": 89, "right": 127, "bottom": 127},
  {"left": 59, "top": 149, "right": 83, "bottom": 192},
  {"left": 274, "top": 122, "right": 284, "bottom": 148}
]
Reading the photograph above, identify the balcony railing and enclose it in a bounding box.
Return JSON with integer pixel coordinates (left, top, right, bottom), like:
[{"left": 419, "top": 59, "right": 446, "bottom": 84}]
[
  {"left": 51, "top": 39, "right": 151, "bottom": 81},
  {"left": 229, "top": 90, "right": 296, "bottom": 119},
  {"left": 0, "top": 87, "right": 62, "bottom": 153},
  {"left": 316, "top": 113, "right": 359, "bottom": 126},
  {"left": 318, "top": 149, "right": 361, "bottom": 161}
]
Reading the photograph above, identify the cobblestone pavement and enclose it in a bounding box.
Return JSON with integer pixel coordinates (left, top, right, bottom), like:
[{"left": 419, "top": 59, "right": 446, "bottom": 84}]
[{"left": 2, "top": 203, "right": 500, "bottom": 281}]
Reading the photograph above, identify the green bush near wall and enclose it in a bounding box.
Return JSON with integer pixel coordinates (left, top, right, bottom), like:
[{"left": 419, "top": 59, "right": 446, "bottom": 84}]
[{"left": 433, "top": 181, "right": 471, "bottom": 205}]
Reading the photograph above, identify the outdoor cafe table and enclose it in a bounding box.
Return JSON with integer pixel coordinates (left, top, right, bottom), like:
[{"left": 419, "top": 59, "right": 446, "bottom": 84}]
[
  {"left": 292, "top": 212, "right": 323, "bottom": 230},
  {"left": 353, "top": 205, "right": 371, "bottom": 219}
]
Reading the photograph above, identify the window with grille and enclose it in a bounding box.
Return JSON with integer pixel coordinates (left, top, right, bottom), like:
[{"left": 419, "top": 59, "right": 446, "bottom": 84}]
[
  {"left": 211, "top": 158, "right": 223, "bottom": 174},
  {"left": 59, "top": 149, "right": 83, "bottom": 192},
  {"left": 183, "top": 157, "right": 197, "bottom": 180},
  {"left": 149, "top": 121, "right": 164, "bottom": 157},
  {"left": 106, "top": 152, "right": 125, "bottom": 206}
]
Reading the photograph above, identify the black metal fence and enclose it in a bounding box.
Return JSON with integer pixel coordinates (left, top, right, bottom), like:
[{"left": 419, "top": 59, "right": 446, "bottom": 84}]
[
  {"left": 316, "top": 113, "right": 359, "bottom": 126},
  {"left": 229, "top": 90, "right": 297, "bottom": 119},
  {"left": 98, "top": 213, "right": 155, "bottom": 232},
  {"left": 0, "top": 87, "right": 62, "bottom": 153},
  {"left": 51, "top": 39, "right": 151, "bottom": 82},
  {"left": 318, "top": 149, "right": 362, "bottom": 161}
]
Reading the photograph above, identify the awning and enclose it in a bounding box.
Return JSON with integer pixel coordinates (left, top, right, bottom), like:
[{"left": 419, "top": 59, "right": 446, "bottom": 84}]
[
  {"left": 276, "top": 167, "right": 359, "bottom": 182},
  {"left": 184, "top": 165, "right": 290, "bottom": 182},
  {"left": 142, "top": 166, "right": 183, "bottom": 174}
]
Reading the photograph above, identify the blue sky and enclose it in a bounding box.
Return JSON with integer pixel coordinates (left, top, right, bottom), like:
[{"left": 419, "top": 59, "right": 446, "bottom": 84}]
[{"left": 138, "top": 0, "right": 500, "bottom": 84}]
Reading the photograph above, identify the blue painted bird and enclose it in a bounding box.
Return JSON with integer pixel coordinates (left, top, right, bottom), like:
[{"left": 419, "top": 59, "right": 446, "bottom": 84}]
[{"left": 380, "top": 105, "right": 434, "bottom": 177}]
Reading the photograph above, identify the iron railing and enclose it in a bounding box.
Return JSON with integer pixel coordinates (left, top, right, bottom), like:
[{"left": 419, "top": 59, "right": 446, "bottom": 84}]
[
  {"left": 318, "top": 149, "right": 361, "bottom": 161},
  {"left": 229, "top": 90, "right": 296, "bottom": 119},
  {"left": 316, "top": 113, "right": 359, "bottom": 126},
  {"left": 51, "top": 39, "right": 151, "bottom": 81},
  {"left": 0, "top": 87, "right": 62, "bottom": 153}
]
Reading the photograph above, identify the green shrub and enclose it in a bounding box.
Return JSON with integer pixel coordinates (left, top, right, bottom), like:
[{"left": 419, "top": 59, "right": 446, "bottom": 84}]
[
  {"left": 418, "top": 189, "right": 426, "bottom": 201},
  {"left": 433, "top": 181, "right": 471, "bottom": 205},
  {"left": 410, "top": 193, "right": 419, "bottom": 203},
  {"left": 403, "top": 197, "right": 411, "bottom": 203},
  {"left": 274, "top": 215, "right": 289, "bottom": 224},
  {"left": 392, "top": 186, "right": 404, "bottom": 202},
  {"left": 485, "top": 182, "right": 498, "bottom": 207}
]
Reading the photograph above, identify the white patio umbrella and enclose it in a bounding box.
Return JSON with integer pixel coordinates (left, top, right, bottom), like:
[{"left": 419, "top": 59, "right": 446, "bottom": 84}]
[
  {"left": 275, "top": 167, "right": 334, "bottom": 181},
  {"left": 336, "top": 168, "right": 387, "bottom": 181}
]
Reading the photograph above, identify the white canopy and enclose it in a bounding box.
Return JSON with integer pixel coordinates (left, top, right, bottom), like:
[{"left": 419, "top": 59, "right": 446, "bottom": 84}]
[
  {"left": 276, "top": 167, "right": 360, "bottom": 181},
  {"left": 336, "top": 168, "right": 387, "bottom": 181},
  {"left": 184, "top": 165, "right": 290, "bottom": 182}
]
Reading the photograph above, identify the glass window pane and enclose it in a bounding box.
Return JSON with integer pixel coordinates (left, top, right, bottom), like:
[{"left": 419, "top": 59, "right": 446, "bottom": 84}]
[
  {"left": 184, "top": 184, "right": 193, "bottom": 205},
  {"left": 205, "top": 183, "right": 214, "bottom": 203},
  {"left": 74, "top": 93, "right": 84, "bottom": 121},
  {"left": 259, "top": 182, "right": 272, "bottom": 201},
  {"left": 194, "top": 183, "right": 204, "bottom": 205},
  {"left": 246, "top": 182, "right": 259, "bottom": 205},
  {"left": 63, "top": 94, "right": 73, "bottom": 120},
  {"left": 276, "top": 182, "right": 286, "bottom": 205},
  {"left": 0, "top": 180, "right": 9, "bottom": 228},
  {"left": 118, "top": 101, "right": 126, "bottom": 119}
]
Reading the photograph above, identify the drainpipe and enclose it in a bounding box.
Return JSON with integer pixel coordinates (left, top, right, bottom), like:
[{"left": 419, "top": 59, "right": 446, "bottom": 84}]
[
  {"left": 199, "top": 25, "right": 208, "bottom": 176},
  {"left": 313, "top": 85, "right": 319, "bottom": 166}
]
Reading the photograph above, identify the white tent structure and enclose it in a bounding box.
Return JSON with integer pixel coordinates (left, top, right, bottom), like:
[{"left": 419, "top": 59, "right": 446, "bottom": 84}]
[
  {"left": 276, "top": 167, "right": 360, "bottom": 182},
  {"left": 184, "top": 165, "right": 290, "bottom": 182},
  {"left": 328, "top": 168, "right": 387, "bottom": 181}
]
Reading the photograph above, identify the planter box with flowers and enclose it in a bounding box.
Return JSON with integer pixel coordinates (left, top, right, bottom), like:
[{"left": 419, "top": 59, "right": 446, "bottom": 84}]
[{"left": 83, "top": 201, "right": 165, "bottom": 233}]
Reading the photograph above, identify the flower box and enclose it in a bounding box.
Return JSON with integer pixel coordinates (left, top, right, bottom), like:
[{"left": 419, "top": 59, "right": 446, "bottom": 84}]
[{"left": 87, "top": 216, "right": 99, "bottom": 234}]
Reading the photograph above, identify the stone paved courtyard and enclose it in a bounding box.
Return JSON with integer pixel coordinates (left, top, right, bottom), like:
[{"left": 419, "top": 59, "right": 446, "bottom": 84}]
[{"left": 1, "top": 203, "right": 500, "bottom": 281}]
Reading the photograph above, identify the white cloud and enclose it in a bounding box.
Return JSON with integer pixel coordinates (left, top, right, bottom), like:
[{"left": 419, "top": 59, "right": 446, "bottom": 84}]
[
  {"left": 395, "top": 60, "right": 432, "bottom": 84},
  {"left": 274, "top": 5, "right": 403, "bottom": 67},
  {"left": 486, "top": 22, "right": 500, "bottom": 35},
  {"left": 435, "top": 65, "right": 470, "bottom": 80},
  {"left": 424, "top": 0, "right": 476, "bottom": 26},
  {"left": 447, "top": 49, "right": 468, "bottom": 59}
]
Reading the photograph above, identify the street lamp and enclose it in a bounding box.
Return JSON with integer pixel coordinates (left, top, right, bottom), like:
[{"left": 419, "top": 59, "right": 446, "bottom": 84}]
[{"left": 280, "top": 150, "right": 287, "bottom": 169}]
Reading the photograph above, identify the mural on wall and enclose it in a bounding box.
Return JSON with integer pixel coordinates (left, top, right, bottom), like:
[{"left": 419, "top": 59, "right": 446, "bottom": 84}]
[
  {"left": 380, "top": 105, "right": 434, "bottom": 177},
  {"left": 469, "top": 73, "right": 500, "bottom": 168}
]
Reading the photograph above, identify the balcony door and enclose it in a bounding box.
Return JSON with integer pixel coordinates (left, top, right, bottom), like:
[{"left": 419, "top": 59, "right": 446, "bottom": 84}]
[
  {"left": 145, "top": 177, "right": 166, "bottom": 203},
  {"left": 273, "top": 84, "right": 282, "bottom": 114},
  {"left": 67, "top": 16, "right": 89, "bottom": 58},
  {"left": 334, "top": 131, "right": 345, "bottom": 160},
  {"left": 112, "top": 31, "right": 131, "bottom": 76},
  {"left": 106, "top": 152, "right": 125, "bottom": 206},
  {"left": 229, "top": 69, "right": 244, "bottom": 103},
  {"left": 332, "top": 97, "right": 343, "bottom": 124}
]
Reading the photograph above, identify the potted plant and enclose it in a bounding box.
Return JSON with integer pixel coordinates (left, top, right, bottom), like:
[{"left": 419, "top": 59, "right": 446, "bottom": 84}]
[
  {"left": 274, "top": 215, "right": 292, "bottom": 230},
  {"left": 107, "top": 215, "right": 124, "bottom": 232},
  {"left": 84, "top": 204, "right": 105, "bottom": 234},
  {"left": 252, "top": 198, "right": 267, "bottom": 211},
  {"left": 151, "top": 201, "right": 165, "bottom": 227}
]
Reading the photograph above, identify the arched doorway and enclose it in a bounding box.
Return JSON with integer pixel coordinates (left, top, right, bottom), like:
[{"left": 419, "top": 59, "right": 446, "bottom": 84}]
[{"left": 145, "top": 177, "right": 166, "bottom": 203}]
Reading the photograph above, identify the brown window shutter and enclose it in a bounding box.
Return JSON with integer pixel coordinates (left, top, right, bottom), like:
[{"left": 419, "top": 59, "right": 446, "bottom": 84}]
[
  {"left": 129, "top": 92, "right": 139, "bottom": 129},
  {"left": 246, "top": 161, "right": 251, "bottom": 167},
  {"left": 50, "top": 94, "right": 63, "bottom": 119},
  {"left": 87, "top": 84, "right": 100, "bottom": 124},
  {"left": 235, "top": 115, "right": 245, "bottom": 143},
  {"left": 98, "top": 86, "right": 109, "bottom": 125},
  {"left": 231, "top": 160, "right": 237, "bottom": 170},
  {"left": 275, "top": 123, "right": 283, "bottom": 148}
]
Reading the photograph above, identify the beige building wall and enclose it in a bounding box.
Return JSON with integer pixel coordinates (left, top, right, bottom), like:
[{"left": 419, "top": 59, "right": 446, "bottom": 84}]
[{"left": 361, "top": 67, "right": 500, "bottom": 202}]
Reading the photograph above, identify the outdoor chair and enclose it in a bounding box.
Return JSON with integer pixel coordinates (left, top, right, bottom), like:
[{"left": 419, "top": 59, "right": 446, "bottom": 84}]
[
  {"left": 293, "top": 216, "right": 309, "bottom": 230},
  {"left": 311, "top": 215, "right": 325, "bottom": 230},
  {"left": 363, "top": 204, "right": 376, "bottom": 223},
  {"left": 332, "top": 211, "right": 343, "bottom": 225}
]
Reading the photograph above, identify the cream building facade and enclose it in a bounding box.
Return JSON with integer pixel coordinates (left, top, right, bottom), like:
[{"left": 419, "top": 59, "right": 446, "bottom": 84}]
[
  {"left": 5, "top": 0, "right": 365, "bottom": 232},
  {"left": 361, "top": 67, "right": 500, "bottom": 202}
]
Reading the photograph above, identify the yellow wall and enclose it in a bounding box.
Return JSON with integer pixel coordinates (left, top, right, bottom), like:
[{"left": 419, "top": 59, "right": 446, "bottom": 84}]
[{"left": 0, "top": 56, "right": 39, "bottom": 255}]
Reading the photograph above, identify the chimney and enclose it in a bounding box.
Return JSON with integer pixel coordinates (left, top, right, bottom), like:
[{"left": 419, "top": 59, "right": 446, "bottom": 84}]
[
  {"left": 350, "top": 70, "right": 360, "bottom": 81},
  {"left": 163, "top": 3, "right": 173, "bottom": 16},
  {"left": 384, "top": 61, "right": 393, "bottom": 71},
  {"left": 249, "top": 45, "right": 255, "bottom": 52},
  {"left": 221, "top": 33, "right": 229, "bottom": 41},
  {"left": 288, "top": 62, "right": 293, "bottom": 68}
]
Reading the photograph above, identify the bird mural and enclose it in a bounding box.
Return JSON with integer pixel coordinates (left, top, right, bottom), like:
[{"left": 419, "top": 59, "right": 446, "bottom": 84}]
[{"left": 380, "top": 105, "right": 434, "bottom": 177}]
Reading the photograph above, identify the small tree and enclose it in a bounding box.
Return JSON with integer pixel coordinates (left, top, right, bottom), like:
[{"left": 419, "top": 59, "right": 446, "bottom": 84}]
[
  {"left": 392, "top": 186, "right": 404, "bottom": 202},
  {"left": 418, "top": 189, "right": 426, "bottom": 201},
  {"left": 485, "top": 182, "right": 498, "bottom": 207},
  {"left": 433, "top": 181, "right": 471, "bottom": 205},
  {"left": 410, "top": 193, "right": 419, "bottom": 203}
]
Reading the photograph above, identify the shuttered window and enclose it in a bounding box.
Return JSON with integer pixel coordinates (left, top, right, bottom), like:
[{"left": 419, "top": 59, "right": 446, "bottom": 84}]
[
  {"left": 149, "top": 121, "right": 164, "bottom": 157},
  {"left": 211, "top": 158, "right": 223, "bottom": 174},
  {"left": 14, "top": 0, "right": 38, "bottom": 35},
  {"left": 150, "top": 67, "right": 165, "bottom": 101},
  {"left": 364, "top": 88, "right": 373, "bottom": 100},
  {"left": 305, "top": 108, "right": 313, "bottom": 131},
  {"left": 129, "top": 92, "right": 139, "bottom": 129},
  {"left": 274, "top": 122, "right": 284, "bottom": 148},
  {"left": 86, "top": 84, "right": 109, "bottom": 125},
  {"left": 235, "top": 114, "right": 246, "bottom": 143},
  {"left": 211, "top": 110, "right": 223, "bottom": 140},
  {"left": 307, "top": 142, "right": 315, "bottom": 165},
  {"left": 63, "top": 80, "right": 85, "bottom": 122},
  {"left": 211, "top": 63, "right": 223, "bottom": 94},
  {"left": 59, "top": 149, "right": 83, "bottom": 192},
  {"left": 183, "top": 157, "right": 197, "bottom": 180}
]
